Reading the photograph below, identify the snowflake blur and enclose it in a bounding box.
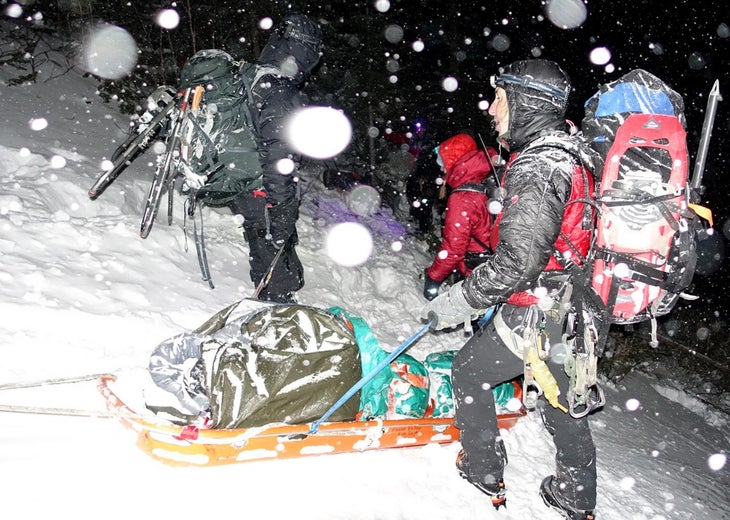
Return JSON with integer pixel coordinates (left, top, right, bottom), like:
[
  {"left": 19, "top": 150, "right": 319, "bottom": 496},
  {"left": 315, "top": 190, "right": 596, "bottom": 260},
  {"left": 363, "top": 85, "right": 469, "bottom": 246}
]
[
  {"left": 325, "top": 222, "right": 373, "bottom": 266},
  {"left": 82, "top": 24, "right": 138, "bottom": 80},
  {"left": 286, "top": 107, "right": 352, "bottom": 159},
  {"left": 346, "top": 185, "right": 381, "bottom": 217}
]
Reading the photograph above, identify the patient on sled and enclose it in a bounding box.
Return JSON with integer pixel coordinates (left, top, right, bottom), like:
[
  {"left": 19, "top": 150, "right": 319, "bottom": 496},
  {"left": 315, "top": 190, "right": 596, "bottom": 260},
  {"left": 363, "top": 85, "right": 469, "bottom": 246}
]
[{"left": 145, "top": 302, "right": 520, "bottom": 430}]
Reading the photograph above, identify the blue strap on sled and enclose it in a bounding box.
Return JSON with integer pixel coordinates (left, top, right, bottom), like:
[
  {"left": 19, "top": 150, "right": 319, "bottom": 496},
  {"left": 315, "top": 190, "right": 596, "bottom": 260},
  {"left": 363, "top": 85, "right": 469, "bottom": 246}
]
[{"left": 307, "top": 315, "right": 436, "bottom": 435}]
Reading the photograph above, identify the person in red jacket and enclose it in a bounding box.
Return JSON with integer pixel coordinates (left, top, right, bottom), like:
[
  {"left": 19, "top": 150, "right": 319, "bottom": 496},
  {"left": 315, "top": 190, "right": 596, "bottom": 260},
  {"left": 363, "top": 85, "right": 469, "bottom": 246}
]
[{"left": 423, "top": 133, "right": 500, "bottom": 300}]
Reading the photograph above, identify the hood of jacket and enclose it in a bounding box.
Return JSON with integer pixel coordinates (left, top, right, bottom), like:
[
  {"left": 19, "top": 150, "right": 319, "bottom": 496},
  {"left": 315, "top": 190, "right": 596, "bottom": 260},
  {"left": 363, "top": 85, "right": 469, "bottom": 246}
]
[
  {"left": 257, "top": 13, "right": 323, "bottom": 85},
  {"left": 438, "top": 133, "right": 476, "bottom": 171},
  {"left": 445, "top": 150, "right": 493, "bottom": 189},
  {"left": 495, "top": 59, "right": 572, "bottom": 151},
  {"left": 438, "top": 134, "right": 493, "bottom": 188}
]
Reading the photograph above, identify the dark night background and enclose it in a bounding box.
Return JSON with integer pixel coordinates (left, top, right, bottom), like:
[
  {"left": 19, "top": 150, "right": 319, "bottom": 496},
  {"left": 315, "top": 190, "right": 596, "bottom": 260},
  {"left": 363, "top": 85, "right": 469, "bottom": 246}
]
[{"left": 2, "top": 1, "right": 729, "bottom": 314}]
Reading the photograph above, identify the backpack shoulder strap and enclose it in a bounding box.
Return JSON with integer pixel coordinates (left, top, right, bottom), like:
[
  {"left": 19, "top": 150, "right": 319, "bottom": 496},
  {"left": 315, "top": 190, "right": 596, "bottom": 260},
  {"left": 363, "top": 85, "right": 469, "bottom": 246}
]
[
  {"left": 523, "top": 134, "right": 585, "bottom": 166},
  {"left": 235, "top": 62, "right": 260, "bottom": 134},
  {"left": 238, "top": 62, "right": 258, "bottom": 105},
  {"left": 523, "top": 135, "right": 597, "bottom": 261}
]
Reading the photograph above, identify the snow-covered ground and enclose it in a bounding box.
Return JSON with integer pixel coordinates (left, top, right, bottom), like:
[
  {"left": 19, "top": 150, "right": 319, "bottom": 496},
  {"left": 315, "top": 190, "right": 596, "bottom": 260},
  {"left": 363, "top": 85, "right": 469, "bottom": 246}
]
[{"left": 0, "top": 56, "right": 728, "bottom": 520}]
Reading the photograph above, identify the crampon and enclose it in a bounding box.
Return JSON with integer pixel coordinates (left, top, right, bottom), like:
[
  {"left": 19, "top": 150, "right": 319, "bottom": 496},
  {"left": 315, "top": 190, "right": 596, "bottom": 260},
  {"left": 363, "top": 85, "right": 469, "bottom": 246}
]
[{"left": 456, "top": 449, "right": 507, "bottom": 510}]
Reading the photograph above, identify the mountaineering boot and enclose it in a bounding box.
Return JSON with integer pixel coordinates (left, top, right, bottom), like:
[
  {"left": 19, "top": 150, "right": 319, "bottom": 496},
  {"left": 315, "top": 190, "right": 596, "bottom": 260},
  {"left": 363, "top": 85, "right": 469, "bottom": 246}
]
[
  {"left": 539, "top": 475, "right": 595, "bottom": 520},
  {"left": 455, "top": 449, "right": 507, "bottom": 510}
]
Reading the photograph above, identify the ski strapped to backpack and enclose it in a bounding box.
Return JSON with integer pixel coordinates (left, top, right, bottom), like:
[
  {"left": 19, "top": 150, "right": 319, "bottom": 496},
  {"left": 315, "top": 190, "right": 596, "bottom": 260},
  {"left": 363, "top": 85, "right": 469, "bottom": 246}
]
[
  {"left": 88, "top": 86, "right": 177, "bottom": 200},
  {"left": 138, "top": 86, "right": 200, "bottom": 239},
  {"left": 562, "top": 69, "right": 718, "bottom": 417}
]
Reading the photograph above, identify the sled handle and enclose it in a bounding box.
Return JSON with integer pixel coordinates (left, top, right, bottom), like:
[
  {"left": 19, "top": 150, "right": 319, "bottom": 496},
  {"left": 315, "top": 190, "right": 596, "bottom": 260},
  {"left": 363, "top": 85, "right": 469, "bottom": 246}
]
[{"left": 307, "top": 317, "right": 436, "bottom": 435}]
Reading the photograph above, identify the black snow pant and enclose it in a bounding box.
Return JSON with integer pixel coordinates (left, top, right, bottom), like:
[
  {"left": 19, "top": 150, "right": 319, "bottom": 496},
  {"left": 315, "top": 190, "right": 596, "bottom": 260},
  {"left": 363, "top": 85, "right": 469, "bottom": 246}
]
[
  {"left": 230, "top": 191, "right": 304, "bottom": 303},
  {"left": 452, "top": 303, "right": 597, "bottom": 511}
]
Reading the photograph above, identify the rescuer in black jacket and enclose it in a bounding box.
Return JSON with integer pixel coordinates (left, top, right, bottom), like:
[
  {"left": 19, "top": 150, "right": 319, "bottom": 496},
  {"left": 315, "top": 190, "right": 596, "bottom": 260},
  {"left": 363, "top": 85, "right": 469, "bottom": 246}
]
[
  {"left": 229, "top": 13, "right": 322, "bottom": 303},
  {"left": 422, "top": 60, "right": 598, "bottom": 519}
]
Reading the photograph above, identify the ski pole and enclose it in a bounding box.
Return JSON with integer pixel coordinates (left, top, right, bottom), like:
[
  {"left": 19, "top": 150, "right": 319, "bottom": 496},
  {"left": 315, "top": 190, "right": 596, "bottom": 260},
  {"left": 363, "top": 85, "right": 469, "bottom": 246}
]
[
  {"left": 251, "top": 212, "right": 297, "bottom": 299},
  {"left": 251, "top": 243, "right": 286, "bottom": 298},
  {"left": 307, "top": 315, "right": 437, "bottom": 435}
]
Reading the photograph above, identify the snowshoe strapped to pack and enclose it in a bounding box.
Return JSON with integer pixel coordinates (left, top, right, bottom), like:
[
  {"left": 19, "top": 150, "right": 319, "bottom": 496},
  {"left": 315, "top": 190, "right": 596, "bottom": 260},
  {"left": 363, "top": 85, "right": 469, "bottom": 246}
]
[{"left": 580, "top": 69, "right": 705, "bottom": 326}]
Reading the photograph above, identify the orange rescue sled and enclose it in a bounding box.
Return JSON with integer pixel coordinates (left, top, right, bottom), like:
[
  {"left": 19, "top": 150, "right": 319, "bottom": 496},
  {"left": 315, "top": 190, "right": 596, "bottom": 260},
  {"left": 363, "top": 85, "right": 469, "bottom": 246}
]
[{"left": 99, "top": 375, "right": 524, "bottom": 467}]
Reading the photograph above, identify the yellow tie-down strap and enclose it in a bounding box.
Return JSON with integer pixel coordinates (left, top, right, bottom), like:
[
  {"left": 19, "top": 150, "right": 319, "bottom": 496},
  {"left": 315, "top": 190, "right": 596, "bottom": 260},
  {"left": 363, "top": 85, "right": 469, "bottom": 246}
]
[{"left": 689, "top": 203, "right": 713, "bottom": 227}]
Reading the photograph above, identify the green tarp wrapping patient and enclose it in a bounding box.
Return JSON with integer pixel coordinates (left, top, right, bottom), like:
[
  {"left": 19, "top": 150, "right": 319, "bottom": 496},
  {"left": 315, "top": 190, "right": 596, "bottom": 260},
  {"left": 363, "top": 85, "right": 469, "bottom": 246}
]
[{"left": 147, "top": 303, "right": 362, "bottom": 429}]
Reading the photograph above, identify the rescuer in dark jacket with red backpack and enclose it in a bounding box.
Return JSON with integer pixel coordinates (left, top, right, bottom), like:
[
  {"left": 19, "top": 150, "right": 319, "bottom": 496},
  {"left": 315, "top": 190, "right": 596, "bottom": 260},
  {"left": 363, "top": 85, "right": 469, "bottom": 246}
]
[
  {"left": 422, "top": 60, "right": 598, "bottom": 519},
  {"left": 422, "top": 133, "right": 500, "bottom": 300}
]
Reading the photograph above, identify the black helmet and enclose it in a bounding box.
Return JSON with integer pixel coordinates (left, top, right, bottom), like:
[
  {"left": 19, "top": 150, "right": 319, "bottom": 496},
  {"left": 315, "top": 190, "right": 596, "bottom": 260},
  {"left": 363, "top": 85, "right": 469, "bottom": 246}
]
[
  {"left": 179, "top": 49, "right": 238, "bottom": 89},
  {"left": 278, "top": 13, "right": 323, "bottom": 52},
  {"left": 257, "top": 13, "right": 322, "bottom": 84},
  {"left": 492, "top": 59, "right": 571, "bottom": 114}
]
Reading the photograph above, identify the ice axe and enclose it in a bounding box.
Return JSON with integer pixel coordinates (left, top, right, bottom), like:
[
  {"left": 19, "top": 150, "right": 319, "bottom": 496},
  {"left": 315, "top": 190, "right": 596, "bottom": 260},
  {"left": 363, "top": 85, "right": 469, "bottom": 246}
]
[{"left": 690, "top": 79, "right": 722, "bottom": 196}]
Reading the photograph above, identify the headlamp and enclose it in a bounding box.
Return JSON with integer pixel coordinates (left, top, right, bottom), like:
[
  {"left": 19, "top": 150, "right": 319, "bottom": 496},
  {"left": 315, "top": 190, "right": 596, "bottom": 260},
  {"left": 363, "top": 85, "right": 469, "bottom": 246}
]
[{"left": 490, "top": 73, "right": 569, "bottom": 102}]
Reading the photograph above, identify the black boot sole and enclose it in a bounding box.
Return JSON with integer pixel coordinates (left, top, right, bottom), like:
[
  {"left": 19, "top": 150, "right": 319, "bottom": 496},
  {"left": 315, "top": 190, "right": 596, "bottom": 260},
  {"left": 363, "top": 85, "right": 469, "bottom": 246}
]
[{"left": 539, "top": 476, "right": 595, "bottom": 520}]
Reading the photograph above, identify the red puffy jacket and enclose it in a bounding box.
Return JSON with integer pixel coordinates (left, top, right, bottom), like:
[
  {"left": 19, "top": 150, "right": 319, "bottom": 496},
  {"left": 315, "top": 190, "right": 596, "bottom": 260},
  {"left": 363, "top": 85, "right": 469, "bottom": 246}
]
[{"left": 426, "top": 134, "right": 498, "bottom": 282}]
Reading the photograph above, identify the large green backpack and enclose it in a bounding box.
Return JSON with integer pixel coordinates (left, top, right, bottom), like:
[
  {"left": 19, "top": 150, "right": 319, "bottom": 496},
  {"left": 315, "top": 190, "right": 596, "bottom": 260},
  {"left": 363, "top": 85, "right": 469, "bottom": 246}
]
[{"left": 178, "top": 50, "right": 262, "bottom": 207}]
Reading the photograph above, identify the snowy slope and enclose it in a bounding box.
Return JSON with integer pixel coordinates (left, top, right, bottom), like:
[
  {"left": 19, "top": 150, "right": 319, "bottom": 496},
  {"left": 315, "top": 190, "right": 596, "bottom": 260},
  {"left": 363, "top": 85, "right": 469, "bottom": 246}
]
[{"left": 0, "top": 58, "right": 728, "bottom": 520}]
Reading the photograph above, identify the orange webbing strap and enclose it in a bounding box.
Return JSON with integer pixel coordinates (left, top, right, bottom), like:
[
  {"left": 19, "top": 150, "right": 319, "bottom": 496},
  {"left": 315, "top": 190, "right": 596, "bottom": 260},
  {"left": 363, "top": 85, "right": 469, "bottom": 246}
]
[
  {"left": 191, "top": 86, "right": 204, "bottom": 111},
  {"left": 689, "top": 203, "right": 713, "bottom": 227}
]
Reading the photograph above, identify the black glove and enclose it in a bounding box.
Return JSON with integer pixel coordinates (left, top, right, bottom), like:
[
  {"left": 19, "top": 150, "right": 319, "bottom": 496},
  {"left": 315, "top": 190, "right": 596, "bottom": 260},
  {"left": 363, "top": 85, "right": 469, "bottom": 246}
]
[
  {"left": 267, "top": 198, "right": 299, "bottom": 246},
  {"left": 423, "top": 271, "right": 442, "bottom": 301}
]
